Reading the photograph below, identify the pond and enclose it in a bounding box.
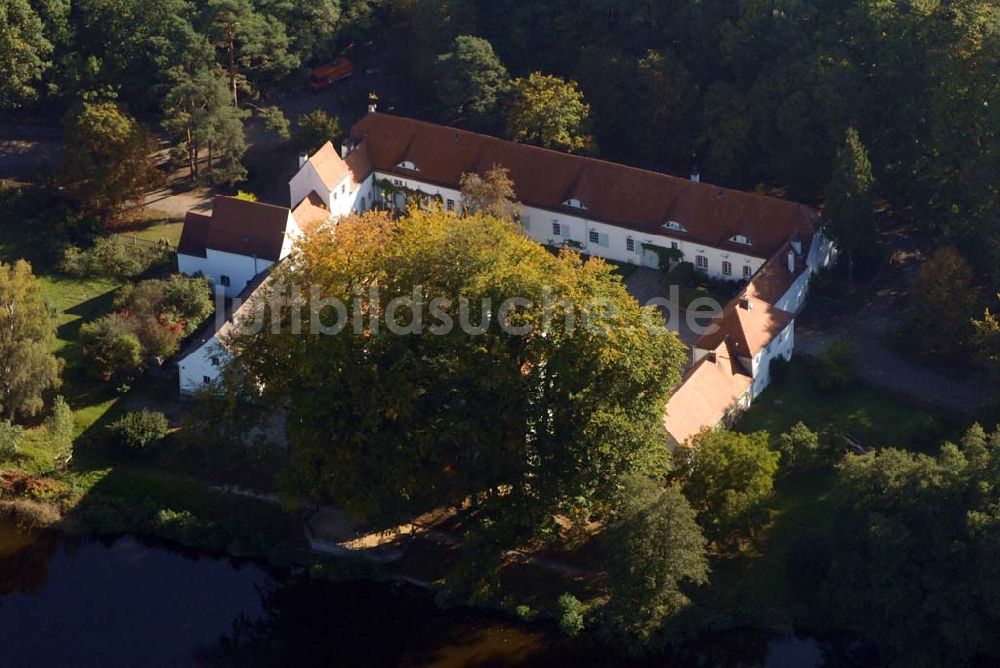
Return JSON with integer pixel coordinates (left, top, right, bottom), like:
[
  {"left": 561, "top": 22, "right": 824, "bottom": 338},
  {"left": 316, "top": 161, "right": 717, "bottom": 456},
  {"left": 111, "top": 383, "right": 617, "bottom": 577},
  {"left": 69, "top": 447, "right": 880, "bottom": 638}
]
[{"left": 0, "top": 519, "right": 872, "bottom": 666}]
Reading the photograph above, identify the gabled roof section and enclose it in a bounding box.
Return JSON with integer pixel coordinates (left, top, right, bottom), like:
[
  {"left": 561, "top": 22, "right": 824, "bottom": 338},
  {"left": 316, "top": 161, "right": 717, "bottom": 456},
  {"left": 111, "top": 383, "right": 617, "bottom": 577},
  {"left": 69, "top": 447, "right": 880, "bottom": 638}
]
[
  {"left": 694, "top": 295, "right": 794, "bottom": 358},
  {"left": 347, "top": 113, "right": 819, "bottom": 258},
  {"left": 663, "top": 341, "right": 752, "bottom": 445},
  {"left": 178, "top": 196, "right": 292, "bottom": 263},
  {"left": 176, "top": 267, "right": 274, "bottom": 363},
  {"left": 292, "top": 191, "right": 331, "bottom": 235},
  {"left": 744, "top": 234, "right": 813, "bottom": 305},
  {"left": 308, "top": 141, "right": 350, "bottom": 190},
  {"left": 344, "top": 138, "right": 373, "bottom": 188},
  {"left": 178, "top": 211, "right": 211, "bottom": 258}
]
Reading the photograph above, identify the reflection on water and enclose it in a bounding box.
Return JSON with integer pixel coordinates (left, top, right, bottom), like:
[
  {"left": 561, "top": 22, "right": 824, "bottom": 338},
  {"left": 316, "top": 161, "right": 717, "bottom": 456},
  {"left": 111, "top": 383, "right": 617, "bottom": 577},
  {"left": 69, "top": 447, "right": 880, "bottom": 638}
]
[{"left": 0, "top": 520, "right": 871, "bottom": 666}]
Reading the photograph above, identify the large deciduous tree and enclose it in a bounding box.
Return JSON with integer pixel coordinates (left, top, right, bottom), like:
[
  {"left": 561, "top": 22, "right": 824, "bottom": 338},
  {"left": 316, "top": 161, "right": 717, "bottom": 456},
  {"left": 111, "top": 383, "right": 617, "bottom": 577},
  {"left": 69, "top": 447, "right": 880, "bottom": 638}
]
[
  {"left": 435, "top": 35, "right": 510, "bottom": 124},
  {"left": 459, "top": 164, "right": 518, "bottom": 222},
  {"left": 908, "top": 246, "right": 978, "bottom": 356},
  {"left": 0, "top": 260, "right": 62, "bottom": 421},
  {"left": 505, "top": 73, "right": 594, "bottom": 153},
  {"left": 60, "top": 101, "right": 164, "bottom": 221},
  {"left": 818, "top": 424, "right": 1000, "bottom": 664},
  {"left": 601, "top": 475, "right": 709, "bottom": 651},
  {"left": 0, "top": 0, "right": 53, "bottom": 108},
  {"left": 824, "top": 127, "right": 876, "bottom": 286},
  {"left": 679, "top": 429, "right": 779, "bottom": 550},
  {"left": 227, "top": 208, "right": 687, "bottom": 569}
]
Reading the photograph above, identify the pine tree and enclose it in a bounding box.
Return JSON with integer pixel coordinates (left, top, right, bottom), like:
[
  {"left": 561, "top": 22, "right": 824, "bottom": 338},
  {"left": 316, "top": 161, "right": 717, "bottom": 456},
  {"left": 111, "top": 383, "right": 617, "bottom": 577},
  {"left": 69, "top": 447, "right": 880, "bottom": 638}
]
[{"left": 824, "top": 127, "right": 876, "bottom": 286}]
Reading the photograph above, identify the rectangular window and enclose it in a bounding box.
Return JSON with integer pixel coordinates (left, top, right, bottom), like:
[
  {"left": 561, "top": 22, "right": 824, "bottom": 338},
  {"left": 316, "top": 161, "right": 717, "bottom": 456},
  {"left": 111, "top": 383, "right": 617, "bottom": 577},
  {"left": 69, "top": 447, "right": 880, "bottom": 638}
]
[
  {"left": 695, "top": 255, "right": 708, "bottom": 270},
  {"left": 722, "top": 261, "right": 732, "bottom": 276},
  {"left": 446, "top": 199, "right": 455, "bottom": 211},
  {"left": 743, "top": 265, "right": 752, "bottom": 279},
  {"left": 671, "top": 241, "right": 679, "bottom": 250},
  {"left": 203, "top": 376, "right": 211, "bottom": 384},
  {"left": 626, "top": 238, "right": 635, "bottom": 252},
  {"left": 588, "top": 230, "right": 599, "bottom": 244},
  {"left": 220, "top": 275, "right": 231, "bottom": 287},
  {"left": 552, "top": 221, "right": 561, "bottom": 236}
]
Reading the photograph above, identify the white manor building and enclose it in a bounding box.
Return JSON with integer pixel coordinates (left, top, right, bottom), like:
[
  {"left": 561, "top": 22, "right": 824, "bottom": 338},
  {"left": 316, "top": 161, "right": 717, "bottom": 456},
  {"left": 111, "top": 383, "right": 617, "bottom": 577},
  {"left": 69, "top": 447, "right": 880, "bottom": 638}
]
[{"left": 174, "top": 110, "right": 835, "bottom": 444}]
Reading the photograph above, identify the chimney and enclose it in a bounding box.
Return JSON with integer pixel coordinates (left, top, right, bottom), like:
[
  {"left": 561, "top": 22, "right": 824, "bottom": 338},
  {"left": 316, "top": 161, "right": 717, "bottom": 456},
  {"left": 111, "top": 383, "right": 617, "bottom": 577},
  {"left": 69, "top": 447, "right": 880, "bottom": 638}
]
[
  {"left": 340, "top": 142, "right": 349, "bottom": 159},
  {"left": 790, "top": 237, "right": 802, "bottom": 256},
  {"left": 690, "top": 169, "right": 700, "bottom": 183},
  {"left": 787, "top": 249, "right": 796, "bottom": 273},
  {"left": 706, "top": 351, "right": 718, "bottom": 365},
  {"left": 738, "top": 297, "right": 752, "bottom": 311},
  {"left": 367, "top": 102, "right": 377, "bottom": 114},
  {"left": 298, "top": 154, "right": 309, "bottom": 169}
]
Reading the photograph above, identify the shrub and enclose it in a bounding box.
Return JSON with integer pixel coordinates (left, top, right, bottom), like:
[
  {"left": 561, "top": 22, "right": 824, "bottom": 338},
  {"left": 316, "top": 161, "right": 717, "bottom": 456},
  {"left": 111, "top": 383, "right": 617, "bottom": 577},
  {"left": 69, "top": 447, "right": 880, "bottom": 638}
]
[
  {"left": 0, "top": 498, "right": 61, "bottom": 531},
  {"left": 80, "top": 315, "right": 145, "bottom": 381},
  {"left": 296, "top": 110, "right": 343, "bottom": 153},
  {"left": 0, "top": 420, "right": 24, "bottom": 461},
  {"left": 515, "top": 604, "right": 537, "bottom": 622},
  {"left": 106, "top": 409, "right": 169, "bottom": 454},
  {"left": 776, "top": 422, "right": 827, "bottom": 472},
  {"left": 115, "top": 275, "right": 213, "bottom": 338},
  {"left": 60, "top": 235, "right": 171, "bottom": 278},
  {"left": 0, "top": 470, "right": 67, "bottom": 501},
  {"left": 556, "top": 593, "right": 585, "bottom": 636},
  {"left": 45, "top": 395, "right": 75, "bottom": 454},
  {"left": 816, "top": 339, "right": 858, "bottom": 392}
]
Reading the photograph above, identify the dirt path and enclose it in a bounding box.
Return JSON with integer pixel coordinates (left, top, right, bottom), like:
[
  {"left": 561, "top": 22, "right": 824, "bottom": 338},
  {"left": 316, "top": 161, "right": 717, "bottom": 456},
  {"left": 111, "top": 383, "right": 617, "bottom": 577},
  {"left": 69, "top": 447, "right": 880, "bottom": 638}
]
[{"left": 796, "top": 233, "right": 988, "bottom": 417}]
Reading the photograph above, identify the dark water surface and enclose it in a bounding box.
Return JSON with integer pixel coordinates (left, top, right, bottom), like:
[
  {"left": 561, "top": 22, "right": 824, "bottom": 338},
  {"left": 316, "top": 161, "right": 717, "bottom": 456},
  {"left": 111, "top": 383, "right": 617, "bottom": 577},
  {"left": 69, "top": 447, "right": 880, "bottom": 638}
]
[{"left": 0, "top": 519, "right": 867, "bottom": 666}]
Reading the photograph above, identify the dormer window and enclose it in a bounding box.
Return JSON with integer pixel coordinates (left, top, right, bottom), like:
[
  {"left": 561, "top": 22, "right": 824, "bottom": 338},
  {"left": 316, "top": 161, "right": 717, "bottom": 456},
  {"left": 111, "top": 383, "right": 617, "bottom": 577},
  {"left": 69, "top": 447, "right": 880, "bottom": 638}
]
[
  {"left": 396, "top": 160, "right": 419, "bottom": 171},
  {"left": 663, "top": 220, "right": 686, "bottom": 232},
  {"left": 562, "top": 198, "right": 585, "bottom": 209},
  {"left": 729, "top": 234, "right": 752, "bottom": 245}
]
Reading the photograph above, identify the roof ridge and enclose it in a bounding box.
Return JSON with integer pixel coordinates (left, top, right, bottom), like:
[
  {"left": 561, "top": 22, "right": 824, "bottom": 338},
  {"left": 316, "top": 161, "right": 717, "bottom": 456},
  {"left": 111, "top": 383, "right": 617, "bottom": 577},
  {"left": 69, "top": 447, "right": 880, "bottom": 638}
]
[
  {"left": 367, "top": 112, "right": 818, "bottom": 212},
  {"left": 214, "top": 195, "right": 291, "bottom": 214}
]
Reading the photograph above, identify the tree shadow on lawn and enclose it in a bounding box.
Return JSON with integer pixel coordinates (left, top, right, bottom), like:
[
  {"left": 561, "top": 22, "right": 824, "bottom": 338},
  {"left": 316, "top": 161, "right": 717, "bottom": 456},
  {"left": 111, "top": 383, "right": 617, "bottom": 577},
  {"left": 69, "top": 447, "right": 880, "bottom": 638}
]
[{"left": 56, "top": 280, "right": 120, "bottom": 341}]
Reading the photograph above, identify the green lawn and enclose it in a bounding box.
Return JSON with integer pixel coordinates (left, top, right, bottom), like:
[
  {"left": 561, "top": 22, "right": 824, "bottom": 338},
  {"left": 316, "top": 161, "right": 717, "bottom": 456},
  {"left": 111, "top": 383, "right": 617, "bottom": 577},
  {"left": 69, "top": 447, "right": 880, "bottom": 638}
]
[
  {"left": 118, "top": 218, "right": 184, "bottom": 246},
  {"left": 736, "top": 360, "right": 961, "bottom": 451}
]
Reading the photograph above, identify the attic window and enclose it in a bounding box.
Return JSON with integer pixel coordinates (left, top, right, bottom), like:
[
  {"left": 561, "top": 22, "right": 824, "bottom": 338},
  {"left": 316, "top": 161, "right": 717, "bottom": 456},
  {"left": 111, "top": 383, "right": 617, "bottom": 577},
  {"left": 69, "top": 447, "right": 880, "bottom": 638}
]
[
  {"left": 663, "top": 220, "right": 686, "bottom": 232},
  {"left": 396, "top": 160, "right": 419, "bottom": 171},
  {"left": 562, "top": 198, "right": 585, "bottom": 209},
  {"left": 729, "top": 234, "right": 752, "bottom": 245}
]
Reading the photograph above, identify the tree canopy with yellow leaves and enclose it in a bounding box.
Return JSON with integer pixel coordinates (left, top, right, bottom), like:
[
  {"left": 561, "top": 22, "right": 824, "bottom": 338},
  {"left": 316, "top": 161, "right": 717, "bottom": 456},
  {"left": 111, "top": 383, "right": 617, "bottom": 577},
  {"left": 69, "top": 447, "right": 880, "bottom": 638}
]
[{"left": 226, "top": 208, "right": 686, "bottom": 557}]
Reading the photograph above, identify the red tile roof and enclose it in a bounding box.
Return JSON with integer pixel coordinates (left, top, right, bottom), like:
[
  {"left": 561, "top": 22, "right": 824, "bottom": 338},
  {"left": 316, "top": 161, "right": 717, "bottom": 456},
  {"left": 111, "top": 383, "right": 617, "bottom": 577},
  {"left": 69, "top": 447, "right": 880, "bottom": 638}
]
[
  {"left": 291, "top": 191, "right": 331, "bottom": 235},
  {"left": 178, "top": 211, "right": 211, "bottom": 258},
  {"left": 663, "top": 341, "right": 752, "bottom": 445},
  {"left": 308, "top": 141, "right": 350, "bottom": 190},
  {"left": 694, "top": 295, "right": 794, "bottom": 358},
  {"left": 347, "top": 113, "right": 819, "bottom": 258},
  {"left": 743, "top": 234, "right": 812, "bottom": 305},
  {"left": 178, "top": 196, "right": 292, "bottom": 262}
]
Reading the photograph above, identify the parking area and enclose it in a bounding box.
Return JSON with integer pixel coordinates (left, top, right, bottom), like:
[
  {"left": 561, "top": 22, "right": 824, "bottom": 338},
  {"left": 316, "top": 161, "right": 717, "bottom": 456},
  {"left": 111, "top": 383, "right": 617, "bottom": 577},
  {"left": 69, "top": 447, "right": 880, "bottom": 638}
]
[{"left": 624, "top": 267, "right": 718, "bottom": 348}]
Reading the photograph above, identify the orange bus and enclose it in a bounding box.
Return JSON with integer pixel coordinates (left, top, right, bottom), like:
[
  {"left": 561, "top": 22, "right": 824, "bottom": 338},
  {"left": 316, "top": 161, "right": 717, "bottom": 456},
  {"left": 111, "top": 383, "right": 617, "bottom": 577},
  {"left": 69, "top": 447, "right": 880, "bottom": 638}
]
[{"left": 308, "top": 58, "right": 354, "bottom": 91}]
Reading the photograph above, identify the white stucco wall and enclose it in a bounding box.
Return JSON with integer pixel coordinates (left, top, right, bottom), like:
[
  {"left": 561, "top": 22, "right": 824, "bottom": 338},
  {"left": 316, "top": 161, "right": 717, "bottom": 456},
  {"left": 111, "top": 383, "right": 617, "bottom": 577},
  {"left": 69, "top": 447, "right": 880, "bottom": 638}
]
[
  {"left": 290, "top": 161, "right": 331, "bottom": 210},
  {"left": 749, "top": 320, "right": 795, "bottom": 398},
  {"left": 177, "top": 249, "right": 274, "bottom": 298},
  {"left": 361, "top": 170, "right": 766, "bottom": 280},
  {"left": 178, "top": 337, "right": 227, "bottom": 394},
  {"left": 771, "top": 269, "right": 812, "bottom": 314}
]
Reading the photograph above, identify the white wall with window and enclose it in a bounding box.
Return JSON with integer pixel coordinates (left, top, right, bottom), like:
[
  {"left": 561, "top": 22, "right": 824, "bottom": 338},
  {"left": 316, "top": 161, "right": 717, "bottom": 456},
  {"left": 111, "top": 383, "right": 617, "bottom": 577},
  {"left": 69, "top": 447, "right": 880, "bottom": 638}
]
[{"left": 178, "top": 248, "right": 275, "bottom": 298}]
